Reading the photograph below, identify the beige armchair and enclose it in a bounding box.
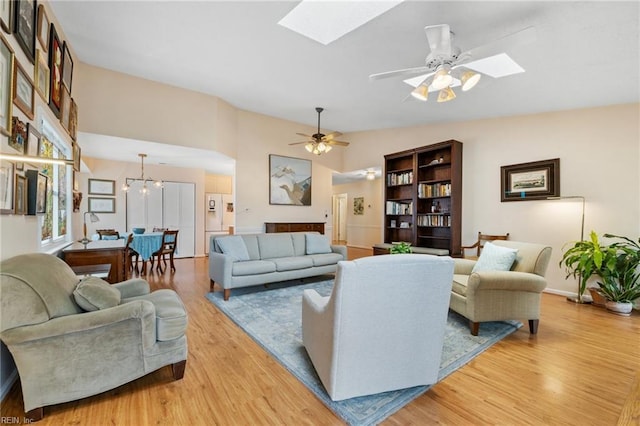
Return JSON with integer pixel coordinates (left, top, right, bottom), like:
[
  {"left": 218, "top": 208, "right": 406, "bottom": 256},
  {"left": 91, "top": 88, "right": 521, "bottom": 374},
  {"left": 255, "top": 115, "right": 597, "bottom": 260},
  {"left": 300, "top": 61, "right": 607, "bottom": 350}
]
[
  {"left": 450, "top": 240, "right": 552, "bottom": 336},
  {"left": 302, "top": 254, "right": 454, "bottom": 401},
  {"left": 0, "top": 253, "right": 188, "bottom": 421}
]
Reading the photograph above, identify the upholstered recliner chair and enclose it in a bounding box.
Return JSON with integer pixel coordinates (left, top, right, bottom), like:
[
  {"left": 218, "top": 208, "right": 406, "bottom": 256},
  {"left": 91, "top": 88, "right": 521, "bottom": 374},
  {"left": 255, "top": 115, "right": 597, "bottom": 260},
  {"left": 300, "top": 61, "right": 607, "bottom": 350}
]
[
  {"left": 0, "top": 253, "right": 188, "bottom": 421},
  {"left": 450, "top": 240, "right": 552, "bottom": 336},
  {"left": 302, "top": 254, "right": 454, "bottom": 401}
]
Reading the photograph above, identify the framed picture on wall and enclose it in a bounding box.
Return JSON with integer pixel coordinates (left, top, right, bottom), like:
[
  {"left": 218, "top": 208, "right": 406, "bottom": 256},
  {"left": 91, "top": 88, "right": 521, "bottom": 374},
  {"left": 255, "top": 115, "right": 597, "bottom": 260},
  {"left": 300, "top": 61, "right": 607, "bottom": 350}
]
[
  {"left": 36, "top": 4, "right": 49, "bottom": 52},
  {"left": 0, "top": 34, "right": 14, "bottom": 136},
  {"left": 0, "top": 160, "right": 15, "bottom": 214},
  {"left": 500, "top": 158, "right": 560, "bottom": 202},
  {"left": 88, "top": 197, "right": 115, "bottom": 213},
  {"left": 26, "top": 122, "right": 40, "bottom": 158},
  {"left": 14, "top": 0, "right": 36, "bottom": 63},
  {"left": 1, "top": 0, "right": 14, "bottom": 33},
  {"left": 34, "top": 49, "right": 49, "bottom": 102},
  {"left": 48, "top": 23, "right": 62, "bottom": 117},
  {"left": 72, "top": 140, "right": 81, "bottom": 171},
  {"left": 61, "top": 40, "right": 73, "bottom": 92},
  {"left": 14, "top": 173, "right": 27, "bottom": 215},
  {"left": 13, "top": 59, "right": 35, "bottom": 119},
  {"left": 88, "top": 178, "right": 115, "bottom": 196},
  {"left": 269, "top": 154, "right": 311, "bottom": 206}
]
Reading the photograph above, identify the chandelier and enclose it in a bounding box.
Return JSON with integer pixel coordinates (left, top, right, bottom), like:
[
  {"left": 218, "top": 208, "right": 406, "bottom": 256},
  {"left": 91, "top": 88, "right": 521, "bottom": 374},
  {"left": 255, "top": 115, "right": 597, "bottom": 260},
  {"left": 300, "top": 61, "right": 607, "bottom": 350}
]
[
  {"left": 121, "top": 153, "right": 163, "bottom": 195},
  {"left": 410, "top": 66, "right": 481, "bottom": 103},
  {"left": 305, "top": 141, "right": 332, "bottom": 155}
]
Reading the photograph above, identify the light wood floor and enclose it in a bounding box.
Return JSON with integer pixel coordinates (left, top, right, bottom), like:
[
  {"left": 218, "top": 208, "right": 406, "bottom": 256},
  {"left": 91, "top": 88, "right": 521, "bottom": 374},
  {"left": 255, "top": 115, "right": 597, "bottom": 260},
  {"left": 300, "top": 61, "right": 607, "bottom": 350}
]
[{"left": 1, "top": 249, "right": 639, "bottom": 425}]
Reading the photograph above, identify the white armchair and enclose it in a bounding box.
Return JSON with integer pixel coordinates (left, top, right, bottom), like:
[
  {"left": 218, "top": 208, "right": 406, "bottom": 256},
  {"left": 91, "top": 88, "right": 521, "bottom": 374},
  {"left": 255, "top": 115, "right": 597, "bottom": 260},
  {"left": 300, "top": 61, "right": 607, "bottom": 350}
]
[{"left": 302, "top": 254, "right": 454, "bottom": 401}]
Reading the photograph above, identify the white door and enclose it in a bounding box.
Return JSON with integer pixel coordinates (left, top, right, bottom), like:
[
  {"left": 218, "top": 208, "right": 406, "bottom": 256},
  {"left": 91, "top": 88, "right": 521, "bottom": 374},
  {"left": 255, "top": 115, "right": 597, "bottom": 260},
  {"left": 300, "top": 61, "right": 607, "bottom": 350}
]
[
  {"left": 163, "top": 182, "right": 195, "bottom": 258},
  {"left": 125, "top": 180, "right": 163, "bottom": 232}
]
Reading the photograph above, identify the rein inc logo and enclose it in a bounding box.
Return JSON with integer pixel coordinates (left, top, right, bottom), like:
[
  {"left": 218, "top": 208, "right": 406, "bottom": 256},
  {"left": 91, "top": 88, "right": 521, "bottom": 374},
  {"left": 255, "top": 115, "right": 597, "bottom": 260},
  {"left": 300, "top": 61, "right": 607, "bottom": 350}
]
[{"left": 1, "top": 417, "right": 34, "bottom": 424}]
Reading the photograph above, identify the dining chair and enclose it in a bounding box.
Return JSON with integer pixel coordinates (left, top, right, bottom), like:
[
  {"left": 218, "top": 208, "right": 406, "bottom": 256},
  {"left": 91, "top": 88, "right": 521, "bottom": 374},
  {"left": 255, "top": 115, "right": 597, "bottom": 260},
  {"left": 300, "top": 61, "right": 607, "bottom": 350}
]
[
  {"left": 460, "top": 231, "right": 510, "bottom": 259},
  {"left": 97, "top": 229, "right": 120, "bottom": 240},
  {"left": 150, "top": 230, "right": 179, "bottom": 273},
  {"left": 124, "top": 233, "right": 140, "bottom": 275}
]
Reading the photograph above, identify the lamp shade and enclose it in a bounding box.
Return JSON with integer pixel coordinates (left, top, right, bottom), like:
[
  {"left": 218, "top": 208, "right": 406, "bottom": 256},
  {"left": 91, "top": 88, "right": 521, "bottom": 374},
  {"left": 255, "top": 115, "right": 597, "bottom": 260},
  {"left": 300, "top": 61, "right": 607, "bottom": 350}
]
[
  {"left": 410, "top": 84, "right": 429, "bottom": 101},
  {"left": 431, "top": 67, "right": 453, "bottom": 90},
  {"left": 437, "top": 86, "right": 456, "bottom": 103},
  {"left": 461, "top": 70, "right": 481, "bottom": 91}
]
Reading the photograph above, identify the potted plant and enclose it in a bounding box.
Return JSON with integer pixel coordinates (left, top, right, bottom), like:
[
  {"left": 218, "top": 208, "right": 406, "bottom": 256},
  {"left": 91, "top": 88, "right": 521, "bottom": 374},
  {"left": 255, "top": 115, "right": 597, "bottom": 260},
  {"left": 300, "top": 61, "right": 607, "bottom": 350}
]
[
  {"left": 390, "top": 242, "right": 412, "bottom": 254},
  {"left": 559, "top": 231, "right": 606, "bottom": 304},
  {"left": 595, "top": 234, "right": 640, "bottom": 315},
  {"left": 560, "top": 232, "right": 640, "bottom": 314}
]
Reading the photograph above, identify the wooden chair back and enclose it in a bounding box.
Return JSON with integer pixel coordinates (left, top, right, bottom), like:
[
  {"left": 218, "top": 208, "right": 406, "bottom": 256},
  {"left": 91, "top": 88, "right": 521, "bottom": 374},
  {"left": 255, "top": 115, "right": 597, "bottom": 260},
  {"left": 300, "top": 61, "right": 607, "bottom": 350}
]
[
  {"left": 461, "top": 232, "right": 510, "bottom": 258},
  {"left": 97, "top": 229, "right": 120, "bottom": 240},
  {"left": 153, "top": 227, "right": 168, "bottom": 232},
  {"left": 160, "top": 230, "right": 179, "bottom": 254}
]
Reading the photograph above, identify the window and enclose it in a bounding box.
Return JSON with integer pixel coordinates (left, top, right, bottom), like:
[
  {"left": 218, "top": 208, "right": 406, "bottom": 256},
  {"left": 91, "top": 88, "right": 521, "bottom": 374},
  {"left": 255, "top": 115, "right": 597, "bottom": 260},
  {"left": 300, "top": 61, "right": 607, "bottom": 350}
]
[{"left": 39, "top": 119, "right": 70, "bottom": 243}]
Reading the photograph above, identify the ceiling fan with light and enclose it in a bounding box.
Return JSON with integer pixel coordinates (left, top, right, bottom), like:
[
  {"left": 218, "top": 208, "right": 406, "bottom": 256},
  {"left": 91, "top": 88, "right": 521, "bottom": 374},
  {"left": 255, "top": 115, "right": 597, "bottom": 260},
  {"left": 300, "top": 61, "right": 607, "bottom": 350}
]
[
  {"left": 289, "top": 107, "right": 349, "bottom": 155},
  {"left": 369, "top": 24, "right": 536, "bottom": 103}
]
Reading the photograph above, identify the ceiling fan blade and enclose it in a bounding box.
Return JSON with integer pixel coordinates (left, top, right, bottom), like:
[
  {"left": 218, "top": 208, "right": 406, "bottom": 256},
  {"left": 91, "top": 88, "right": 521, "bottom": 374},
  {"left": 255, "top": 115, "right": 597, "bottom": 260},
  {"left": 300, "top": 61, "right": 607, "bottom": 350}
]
[
  {"left": 289, "top": 141, "right": 311, "bottom": 146},
  {"left": 327, "top": 141, "right": 350, "bottom": 147},
  {"left": 424, "top": 24, "right": 451, "bottom": 57},
  {"left": 323, "top": 131, "right": 343, "bottom": 140},
  {"left": 462, "top": 26, "right": 536, "bottom": 62},
  {"left": 296, "top": 132, "right": 312, "bottom": 138},
  {"left": 463, "top": 53, "right": 524, "bottom": 78},
  {"left": 369, "top": 66, "right": 430, "bottom": 81}
]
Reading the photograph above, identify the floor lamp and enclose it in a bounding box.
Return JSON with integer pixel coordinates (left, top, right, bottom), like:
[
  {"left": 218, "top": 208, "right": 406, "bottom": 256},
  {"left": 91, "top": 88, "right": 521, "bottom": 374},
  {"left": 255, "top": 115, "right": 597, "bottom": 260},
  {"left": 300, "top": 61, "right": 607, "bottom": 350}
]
[
  {"left": 547, "top": 195, "right": 586, "bottom": 303},
  {"left": 81, "top": 212, "right": 100, "bottom": 243}
]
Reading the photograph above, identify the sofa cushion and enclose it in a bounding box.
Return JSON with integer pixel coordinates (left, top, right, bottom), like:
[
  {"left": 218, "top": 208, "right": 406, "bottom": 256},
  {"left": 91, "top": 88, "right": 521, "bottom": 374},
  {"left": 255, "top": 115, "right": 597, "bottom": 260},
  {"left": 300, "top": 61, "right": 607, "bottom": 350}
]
[
  {"left": 305, "top": 233, "right": 332, "bottom": 254},
  {"left": 122, "top": 289, "right": 187, "bottom": 341},
  {"left": 258, "top": 234, "right": 295, "bottom": 259},
  {"left": 452, "top": 274, "right": 469, "bottom": 296},
  {"left": 232, "top": 260, "right": 277, "bottom": 276},
  {"left": 472, "top": 242, "right": 518, "bottom": 273},
  {"left": 272, "top": 256, "right": 314, "bottom": 272},
  {"left": 309, "top": 253, "right": 344, "bottom": 267},
  {"left": 217, "top": 236, "right": 250, "bottom": 261},
  {"left": 73, "top": 277, "right": 121, "bottom": 311}
]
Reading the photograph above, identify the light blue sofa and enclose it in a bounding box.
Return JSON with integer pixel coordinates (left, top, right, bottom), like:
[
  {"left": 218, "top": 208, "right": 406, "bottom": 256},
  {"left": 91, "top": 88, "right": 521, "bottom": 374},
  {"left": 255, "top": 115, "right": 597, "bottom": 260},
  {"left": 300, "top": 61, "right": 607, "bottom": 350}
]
[{"left": 209, "top": 232, "right": 347, "bottom": 300}]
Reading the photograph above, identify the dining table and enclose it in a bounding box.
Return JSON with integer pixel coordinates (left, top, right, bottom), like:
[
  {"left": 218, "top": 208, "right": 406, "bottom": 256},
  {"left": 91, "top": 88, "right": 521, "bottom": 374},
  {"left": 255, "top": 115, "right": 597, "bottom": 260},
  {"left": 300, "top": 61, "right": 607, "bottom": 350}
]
[{"left": 128, "top": 232, "right": 165, "bottom": 274}]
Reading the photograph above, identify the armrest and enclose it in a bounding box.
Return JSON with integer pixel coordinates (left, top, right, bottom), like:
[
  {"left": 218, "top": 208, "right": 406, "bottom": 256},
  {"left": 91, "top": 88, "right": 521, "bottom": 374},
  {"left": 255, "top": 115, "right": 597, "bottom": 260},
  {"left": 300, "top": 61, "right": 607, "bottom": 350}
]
[
  {"left": 466, "top": 271, "right": 548, "bottom": 293},
  {"left": 113, "top": 278, "right": 150, "bottom": 298},
  {"left": 454, "top": 258, "right": 477, "bottom": 274},
  {"left": 331, "top": 245, "right": 347, "bottom": 260},
  {"left": 302, "top": 289, "right": 330, "bottom": 314},
  {"left": 209, "top": 251, "right": 234, "bottom": 287},
  {"left": 0, "top": 300, "right": 155, "bottom": 345}
]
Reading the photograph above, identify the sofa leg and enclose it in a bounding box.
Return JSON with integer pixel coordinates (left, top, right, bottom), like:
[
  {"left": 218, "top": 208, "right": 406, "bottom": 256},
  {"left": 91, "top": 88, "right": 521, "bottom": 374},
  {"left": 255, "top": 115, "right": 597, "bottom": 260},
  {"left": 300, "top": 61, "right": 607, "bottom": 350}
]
[
  {"left": 25, "top": 407, "right": 44, "bottom": 422},
  {"left": 223, "top": 289, "right": 231, "bottom": 301},
  {"left": 470, "top": 321, "right": 480, "bottom": 336},
  {"left": 528, "top": 319, "right": 539, "bottom": 334},
  {"left": 172, "top": 360, "right": 186, "bottom": 380},
  {"left": 210, "top": 279, "right": 215, "bottom": 292}
]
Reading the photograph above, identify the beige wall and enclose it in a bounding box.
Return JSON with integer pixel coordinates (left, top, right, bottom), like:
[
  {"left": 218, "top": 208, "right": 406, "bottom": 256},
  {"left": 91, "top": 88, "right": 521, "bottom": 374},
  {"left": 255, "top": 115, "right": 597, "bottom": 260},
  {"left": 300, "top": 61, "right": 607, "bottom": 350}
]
[
  {"left": 341, "top": 103, "right": 640, "bottom": 296},
  {"left": 332, "top": 178, "right": 383, "bottom": 248}
]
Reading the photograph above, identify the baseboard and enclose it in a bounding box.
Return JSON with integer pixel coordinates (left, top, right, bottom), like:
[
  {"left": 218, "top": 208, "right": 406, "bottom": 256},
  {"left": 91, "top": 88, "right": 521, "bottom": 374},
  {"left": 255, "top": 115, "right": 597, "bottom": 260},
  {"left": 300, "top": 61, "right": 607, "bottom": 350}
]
[{"left": 0, "top": 368, "right": 18, "bottom": 403}]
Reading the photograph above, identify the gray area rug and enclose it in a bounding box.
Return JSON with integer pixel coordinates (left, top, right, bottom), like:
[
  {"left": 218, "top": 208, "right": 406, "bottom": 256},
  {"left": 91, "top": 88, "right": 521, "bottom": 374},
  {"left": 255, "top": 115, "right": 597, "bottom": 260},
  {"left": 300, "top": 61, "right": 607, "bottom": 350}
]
[{"left": 206, "top": 277, "right": 521, "bottom": 425}]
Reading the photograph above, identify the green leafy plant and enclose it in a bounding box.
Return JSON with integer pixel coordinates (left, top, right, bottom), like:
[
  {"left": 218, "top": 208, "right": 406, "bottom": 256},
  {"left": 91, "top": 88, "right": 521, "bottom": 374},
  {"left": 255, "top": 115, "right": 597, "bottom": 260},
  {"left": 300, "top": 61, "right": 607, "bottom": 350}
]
[
  {"left": 560, "top": 231, "right": 640, "bottom": 303},
  {"left": 390, "top": 242, "right": 412, "bottom": 254},
  {"left": 596, "top": 234, "right": 640, "bottom": 303}
]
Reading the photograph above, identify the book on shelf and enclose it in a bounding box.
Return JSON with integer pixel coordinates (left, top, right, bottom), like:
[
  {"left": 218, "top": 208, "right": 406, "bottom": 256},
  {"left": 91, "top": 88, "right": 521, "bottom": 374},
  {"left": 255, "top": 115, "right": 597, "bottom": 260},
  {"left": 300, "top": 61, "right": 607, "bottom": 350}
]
[
  {"left": 386, "top": 200, "right": 413, "bottom": 215},
  {"left": 387, "top": 171, "right": 413, "bottom": 186},
  {"left": 418, "top": 182, "right": 451, "bottom": 198}
]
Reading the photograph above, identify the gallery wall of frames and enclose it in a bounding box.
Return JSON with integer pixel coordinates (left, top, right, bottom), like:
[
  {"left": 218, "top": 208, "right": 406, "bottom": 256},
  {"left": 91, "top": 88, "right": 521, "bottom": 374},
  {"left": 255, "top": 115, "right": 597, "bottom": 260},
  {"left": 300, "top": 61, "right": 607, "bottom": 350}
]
[{"left": 1, "top": 1, "right": 81, "bottom": 216}]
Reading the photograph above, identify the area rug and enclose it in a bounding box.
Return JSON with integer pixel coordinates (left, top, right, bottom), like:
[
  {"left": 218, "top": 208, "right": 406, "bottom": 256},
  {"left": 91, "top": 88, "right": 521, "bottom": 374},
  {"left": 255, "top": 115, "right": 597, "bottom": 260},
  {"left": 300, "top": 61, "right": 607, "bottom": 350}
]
[{"left": 206, "top": 277, "right": 521, "bottom": 425}]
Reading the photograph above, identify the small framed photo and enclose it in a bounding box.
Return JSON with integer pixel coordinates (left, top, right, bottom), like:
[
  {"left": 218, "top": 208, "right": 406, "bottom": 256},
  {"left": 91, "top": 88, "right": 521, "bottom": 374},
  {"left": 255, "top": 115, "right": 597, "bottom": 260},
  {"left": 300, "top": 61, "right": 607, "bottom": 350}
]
[
  {"left": 13, "top": 59, "right": 35, "bottom": 119},
  {"left": 14, "top": 173, "right": 27, "bottom": 215},
  {"left": 9, "top": 116, "right": 27, "bottom": 154},
  {"left": 69, "top": 97, "right": 78, "bottom": 140},
  {"left": 36, "top": 4, "right": 49, "bottom": 52},
  {"left": 14, "top": 0, "right": 36, "bottom": 63},
  {"left": 60, "top": 86, "right": 71, "bottom": 131},
  {"left": 48, "top": 23, "right": 62, "bottom": 117},
  {"left": 72, "top": 140, "right": 81, "bottom": 171},
  {"left": 34, "top": 49, "right": 49, "bottom": 102},
  {"left": 1, "top": 0, "right": 13, "bottom": 33},
  {"left": 501, "top": 158, "right": 560, "bottom": 202},
  {"left": 0, "top": 160, "right": 15, "bottom": 214},
  {"left": 61, "top": 40, "right": 73, "bottom": 92},
  {"left": 26, "top": 122, "right": 40, "bottom": 158},
  {"left": 88, "top": 178, "right": 116, "bottom": 196},
  {"left": 0, "top": 34, "right": 14, "bottom": 136},
  {"left": 72, "top": 190, "right": 82, "bottom": 212},
  {"left": 35, "top": 171, "right": 47, "bottom": 214},
  {"left": 88, "top": 197, "right": 115, "bottom": 213}
]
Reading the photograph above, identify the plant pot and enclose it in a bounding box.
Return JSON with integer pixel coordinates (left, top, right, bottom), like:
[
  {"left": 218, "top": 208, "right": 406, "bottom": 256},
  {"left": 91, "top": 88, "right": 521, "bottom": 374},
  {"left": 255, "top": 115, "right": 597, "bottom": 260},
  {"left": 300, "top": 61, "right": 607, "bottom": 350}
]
[
  {"left": 588, "top": 287, "right": 607, "bottom": 307},
  {"left": 604, "top": 300, "right": 633, "bottom": 316}
]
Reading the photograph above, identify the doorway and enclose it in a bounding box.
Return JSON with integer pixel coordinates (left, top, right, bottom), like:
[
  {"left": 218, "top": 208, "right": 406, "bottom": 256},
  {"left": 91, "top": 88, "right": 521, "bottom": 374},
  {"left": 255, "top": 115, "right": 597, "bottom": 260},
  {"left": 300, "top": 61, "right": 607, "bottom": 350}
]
[{"left": 332, "top": 193, "right": 347, "bottom": 244}]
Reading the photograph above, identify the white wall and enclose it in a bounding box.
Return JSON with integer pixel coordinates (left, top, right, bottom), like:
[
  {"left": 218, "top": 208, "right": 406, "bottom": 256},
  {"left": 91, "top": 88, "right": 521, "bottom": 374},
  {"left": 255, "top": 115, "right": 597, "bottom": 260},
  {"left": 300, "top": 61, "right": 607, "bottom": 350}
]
[{"left": 341, "top": 104, "right": 640, "bottom": 297}]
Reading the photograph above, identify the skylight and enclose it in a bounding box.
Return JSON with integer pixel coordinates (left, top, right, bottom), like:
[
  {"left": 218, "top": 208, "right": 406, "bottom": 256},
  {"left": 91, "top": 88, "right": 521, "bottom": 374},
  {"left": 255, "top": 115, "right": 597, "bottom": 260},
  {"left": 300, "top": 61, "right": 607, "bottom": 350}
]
[{"left": 278, "top": 0, "right": 404, "bottom": 45}]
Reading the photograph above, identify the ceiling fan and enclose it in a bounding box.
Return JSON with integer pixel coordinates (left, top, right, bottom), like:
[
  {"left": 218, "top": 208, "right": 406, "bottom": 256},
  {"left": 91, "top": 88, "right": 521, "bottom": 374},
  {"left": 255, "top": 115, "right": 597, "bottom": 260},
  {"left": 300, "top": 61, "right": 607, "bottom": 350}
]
[
  {"left": 289, "top": 107, "right": 349, "bottom": 155},
  {"left": 369, "top": 24, "right": 536, "bottom": 103}
]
